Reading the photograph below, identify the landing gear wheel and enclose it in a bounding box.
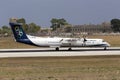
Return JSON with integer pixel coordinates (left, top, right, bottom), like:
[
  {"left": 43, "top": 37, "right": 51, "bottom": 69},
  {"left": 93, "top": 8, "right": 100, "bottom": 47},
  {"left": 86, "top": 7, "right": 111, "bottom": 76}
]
[
  {"left": 56, "top": 47, "right": 59, "bottom": 51},
  {"left": 68, "top": 48, "right": 72, "bottom": 51},
  {"left": 104, "top": 47, "right": 107, "bottom": 50}
]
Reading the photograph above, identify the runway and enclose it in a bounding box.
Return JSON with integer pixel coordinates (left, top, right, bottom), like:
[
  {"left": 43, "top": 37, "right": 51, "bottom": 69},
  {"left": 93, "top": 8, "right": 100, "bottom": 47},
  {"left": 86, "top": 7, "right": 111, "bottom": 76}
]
[{"left": 0, "top": 47, "right": 120, "bottom": 58}]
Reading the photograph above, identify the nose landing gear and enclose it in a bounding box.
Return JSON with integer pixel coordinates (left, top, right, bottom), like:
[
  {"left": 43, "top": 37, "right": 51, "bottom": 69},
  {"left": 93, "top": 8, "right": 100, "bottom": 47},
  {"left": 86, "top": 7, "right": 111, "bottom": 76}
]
[{"left": 104, "top": 47, "right": 107, "bottom": 50}]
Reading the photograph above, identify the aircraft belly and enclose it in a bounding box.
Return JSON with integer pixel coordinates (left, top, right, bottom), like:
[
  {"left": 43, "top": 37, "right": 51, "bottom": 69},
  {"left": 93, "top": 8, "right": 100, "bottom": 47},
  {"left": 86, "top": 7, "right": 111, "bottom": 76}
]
[
  {"left": 84, "top": 43, "right": 106, "bottom": 47},
  {"left": 28, "top": 39, "right": 48, "bottom": 47},
  {"left": 33, "top": 42, "right": 49, "bottom": 47},
  {"left": 49, "top": 43, "right": 61, "bottom": 47}
]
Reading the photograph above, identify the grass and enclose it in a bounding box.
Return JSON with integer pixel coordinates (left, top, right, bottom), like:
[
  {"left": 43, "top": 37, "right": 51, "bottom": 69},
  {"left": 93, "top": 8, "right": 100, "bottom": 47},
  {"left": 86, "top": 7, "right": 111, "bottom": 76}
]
[
  {"left": 0, "top": 37, "right": 37, "bottom": 49},
  {"left": 0, "top": 56, "right": 120, "bottom": 80},
  {"left": 0, "top": 35, "right": 120, "bottom": 49},
  {"left": 0, "top": 36, "right": 120, "bottom": 80}
]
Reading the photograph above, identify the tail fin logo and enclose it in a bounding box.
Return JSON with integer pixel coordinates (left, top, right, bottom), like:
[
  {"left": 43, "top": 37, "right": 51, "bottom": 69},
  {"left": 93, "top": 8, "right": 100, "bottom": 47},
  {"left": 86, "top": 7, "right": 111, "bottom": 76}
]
[{"left": 15, "top": 26, "right": 23, "bottom": 38}]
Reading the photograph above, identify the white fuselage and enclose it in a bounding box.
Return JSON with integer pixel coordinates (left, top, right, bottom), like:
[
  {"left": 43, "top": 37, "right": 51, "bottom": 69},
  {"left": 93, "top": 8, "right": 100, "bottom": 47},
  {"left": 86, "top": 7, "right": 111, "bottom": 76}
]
[{"left": 27, "top": 35, "right": 110, "bottom": 48}]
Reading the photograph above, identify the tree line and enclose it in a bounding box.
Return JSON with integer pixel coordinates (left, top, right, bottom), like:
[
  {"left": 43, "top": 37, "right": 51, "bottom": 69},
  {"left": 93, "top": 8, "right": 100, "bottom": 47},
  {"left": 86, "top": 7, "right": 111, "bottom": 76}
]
[
  {"left": 16, "top": 18, "right": 41, "bottom": 34},
  {"left": 50, "top": 18, "right": 120, "bottom": 33},
  {"left": 0, "top": 18, "right": 71, "bottom": 36},
  {"left": 0, "top": 18, "right": 41, "bottom": 36},
  {"left": 0, "top": 18, "right": 120, "bottom": 37},
  {"left": 111, "top": 19, "right": 120, "bottom": 32},
  {"left": 0, "top": 25, "right": 11, "bottom": 36}
]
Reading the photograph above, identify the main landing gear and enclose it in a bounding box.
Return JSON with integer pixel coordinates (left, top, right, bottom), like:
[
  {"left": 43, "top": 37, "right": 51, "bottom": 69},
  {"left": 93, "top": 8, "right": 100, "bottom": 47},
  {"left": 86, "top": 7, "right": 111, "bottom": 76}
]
[
  {"left": 104, "top": 47, "right": 107, "bottom": 50},
  {"left": 68, "top": 47, "right": 72, "bottom": 51}
]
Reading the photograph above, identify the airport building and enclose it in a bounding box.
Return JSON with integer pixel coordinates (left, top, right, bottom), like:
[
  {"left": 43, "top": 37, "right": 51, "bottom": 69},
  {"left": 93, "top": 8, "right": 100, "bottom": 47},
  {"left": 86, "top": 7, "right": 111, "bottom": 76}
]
[{"left": 71, "top": 22, "right": 112, "bottom": 34}]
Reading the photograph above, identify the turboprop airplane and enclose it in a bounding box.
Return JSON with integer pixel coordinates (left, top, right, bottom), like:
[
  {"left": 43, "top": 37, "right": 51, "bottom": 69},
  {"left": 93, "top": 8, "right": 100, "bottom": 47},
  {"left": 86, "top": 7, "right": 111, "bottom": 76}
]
[{"left": 9, "top": 18, "right": 110, "bottom": 51}]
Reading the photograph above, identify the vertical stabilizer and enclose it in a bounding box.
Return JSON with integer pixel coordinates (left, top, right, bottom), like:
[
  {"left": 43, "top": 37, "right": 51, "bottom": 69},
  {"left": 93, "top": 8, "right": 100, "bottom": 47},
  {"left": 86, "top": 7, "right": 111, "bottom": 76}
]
[{"left": 9, "top": 18, "right": 33, "bottom": 44}]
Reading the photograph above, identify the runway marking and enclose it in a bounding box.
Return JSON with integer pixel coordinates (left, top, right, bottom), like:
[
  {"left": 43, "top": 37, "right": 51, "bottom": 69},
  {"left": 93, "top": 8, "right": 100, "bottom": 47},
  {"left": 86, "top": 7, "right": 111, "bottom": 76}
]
[
  {"left": 0, "top": 47, "right": 120, "bottom": 52},
  {"left": 0, "top": 47, "right": 120, "bottom": 58}
]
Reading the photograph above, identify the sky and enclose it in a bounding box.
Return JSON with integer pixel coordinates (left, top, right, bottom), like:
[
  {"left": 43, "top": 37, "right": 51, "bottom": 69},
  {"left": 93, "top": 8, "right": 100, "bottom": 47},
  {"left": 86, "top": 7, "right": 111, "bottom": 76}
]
[{"left": 0, "top": 0, "right": 120, "bottom": 27}]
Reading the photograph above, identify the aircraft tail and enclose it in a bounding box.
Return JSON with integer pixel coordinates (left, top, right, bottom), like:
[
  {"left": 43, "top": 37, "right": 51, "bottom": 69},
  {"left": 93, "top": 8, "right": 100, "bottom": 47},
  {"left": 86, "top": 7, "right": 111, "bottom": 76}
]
[{"left": 9, "top": 18, "right": 33, "bottom": 44}]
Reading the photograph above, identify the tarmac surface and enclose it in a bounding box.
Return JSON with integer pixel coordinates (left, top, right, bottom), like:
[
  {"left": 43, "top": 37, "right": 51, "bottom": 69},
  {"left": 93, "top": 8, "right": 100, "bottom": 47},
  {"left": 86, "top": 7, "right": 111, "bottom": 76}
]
[{"left": 0, "top": 47, "right": 120, "bottom": 58}]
